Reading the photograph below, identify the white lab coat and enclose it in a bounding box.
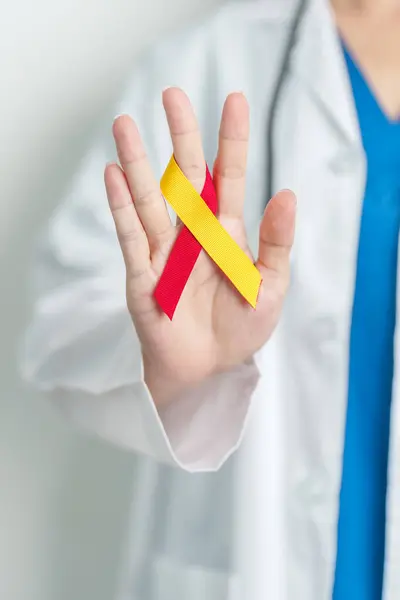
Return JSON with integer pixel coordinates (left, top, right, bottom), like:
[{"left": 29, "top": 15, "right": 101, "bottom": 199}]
[{"left": 22, "top": 0, "right": 400, "bottom": 598}]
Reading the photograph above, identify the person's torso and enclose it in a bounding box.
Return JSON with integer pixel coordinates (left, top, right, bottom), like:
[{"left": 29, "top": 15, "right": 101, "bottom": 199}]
[{"left": 116, "top": 2, "right": 400, "bottom": 599}]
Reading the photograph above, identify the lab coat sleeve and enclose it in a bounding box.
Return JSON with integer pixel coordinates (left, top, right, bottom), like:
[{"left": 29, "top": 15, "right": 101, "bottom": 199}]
[{"left": 20, "top": 25, "right": 261, "bottom": 473}]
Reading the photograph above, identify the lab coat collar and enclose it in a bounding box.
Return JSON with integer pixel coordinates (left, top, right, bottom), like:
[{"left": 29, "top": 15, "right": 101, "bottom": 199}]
[{"left": 290, "top": 0, "right": 360, "bottom": 146}]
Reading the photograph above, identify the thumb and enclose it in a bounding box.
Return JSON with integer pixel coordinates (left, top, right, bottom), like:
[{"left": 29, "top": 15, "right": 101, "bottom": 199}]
[{"left": 256, "top": 189, "right": 296, "bottom": 276}]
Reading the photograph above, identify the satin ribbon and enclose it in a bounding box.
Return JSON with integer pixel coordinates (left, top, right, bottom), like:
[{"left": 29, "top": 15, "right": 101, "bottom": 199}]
[{"left": 154, "top": 156, "right": 262, "bottom": 319}]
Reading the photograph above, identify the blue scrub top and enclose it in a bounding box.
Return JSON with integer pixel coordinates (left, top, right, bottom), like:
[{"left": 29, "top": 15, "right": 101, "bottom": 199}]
[{"left": 333, "top": 46, "right": 400, "bottom": 598}]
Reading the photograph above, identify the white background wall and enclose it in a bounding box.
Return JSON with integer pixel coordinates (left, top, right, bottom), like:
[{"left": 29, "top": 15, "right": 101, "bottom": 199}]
[{"left": 0, "top": 1, "right": 222, "bottom": 598}]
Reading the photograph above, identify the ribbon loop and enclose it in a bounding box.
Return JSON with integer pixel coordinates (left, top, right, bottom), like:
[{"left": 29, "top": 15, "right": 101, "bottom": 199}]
[{"left": 154, "top": 156, "right": 262, "bottom": 319}]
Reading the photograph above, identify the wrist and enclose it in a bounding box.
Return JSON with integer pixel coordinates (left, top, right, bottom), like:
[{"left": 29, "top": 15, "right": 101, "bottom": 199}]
[{"left": 143, "top": 355, "right": 189, "bottom": 409}]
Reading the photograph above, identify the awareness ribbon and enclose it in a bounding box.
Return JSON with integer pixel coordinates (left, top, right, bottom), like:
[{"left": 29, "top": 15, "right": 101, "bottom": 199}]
[{"left": 154, "top": 156, "right": 262, "bottom": 319}]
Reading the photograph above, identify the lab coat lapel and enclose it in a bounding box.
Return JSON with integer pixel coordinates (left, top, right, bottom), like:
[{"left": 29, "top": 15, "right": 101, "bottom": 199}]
[
  {"left": 291, "top": 0, "right": 359, "bottom": 145},
  {"left": 270, "top": 2, "right": 366, "bottom": 596}
]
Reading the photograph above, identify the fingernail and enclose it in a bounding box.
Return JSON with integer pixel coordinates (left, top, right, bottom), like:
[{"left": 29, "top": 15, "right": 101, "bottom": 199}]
[
  {"left": 113, "top": 114, "right": 125, "bottom": 122},
  {"left": 282, "top": 189, "right": 297, "bottom": 205}
]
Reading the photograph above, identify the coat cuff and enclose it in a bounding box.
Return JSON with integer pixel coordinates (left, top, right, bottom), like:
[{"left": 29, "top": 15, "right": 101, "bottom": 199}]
[{"left": 29, "top": 358, "right": 260, "bottom": 473}]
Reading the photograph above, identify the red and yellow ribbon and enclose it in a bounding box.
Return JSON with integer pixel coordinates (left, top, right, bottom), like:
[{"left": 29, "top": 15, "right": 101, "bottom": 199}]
[{"left": 154, "top": 156, "right": 262, "bottom": 319}]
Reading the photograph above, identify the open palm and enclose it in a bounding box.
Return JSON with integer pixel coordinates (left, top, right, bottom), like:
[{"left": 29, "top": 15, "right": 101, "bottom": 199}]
[{"left": 104, "top": 88, "right": 296, "bottom": 406}]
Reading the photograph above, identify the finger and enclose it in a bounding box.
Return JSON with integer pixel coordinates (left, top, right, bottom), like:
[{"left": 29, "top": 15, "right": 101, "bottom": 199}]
[
  {"left": 257, "top": 189, "right": 296, "bottom": 277},
  {"left": 113, "top": 115, "right": 173, "bottom": 250},
  {"left": 162, "top": 88, "right": 206, "bottom": 194},
  {"left": 213, "top": 93, "right": 249, "bottom": 218},
  {"left": 104, "top": 162, "right": 151, "bottom": 279}
]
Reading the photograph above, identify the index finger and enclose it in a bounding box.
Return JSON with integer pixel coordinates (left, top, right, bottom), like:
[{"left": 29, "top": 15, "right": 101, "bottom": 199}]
[{"left": 113, "top": 115, "right": 173, "bottom": 251}]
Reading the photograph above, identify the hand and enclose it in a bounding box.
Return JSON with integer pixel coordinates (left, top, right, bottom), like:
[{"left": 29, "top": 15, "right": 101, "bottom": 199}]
[{"left": 104, "top": 88, "right": 296, "bottom": 407}]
